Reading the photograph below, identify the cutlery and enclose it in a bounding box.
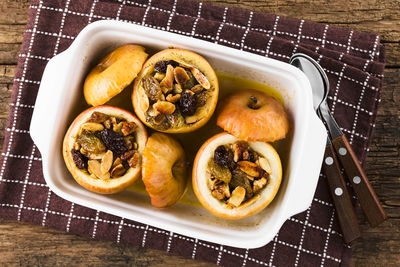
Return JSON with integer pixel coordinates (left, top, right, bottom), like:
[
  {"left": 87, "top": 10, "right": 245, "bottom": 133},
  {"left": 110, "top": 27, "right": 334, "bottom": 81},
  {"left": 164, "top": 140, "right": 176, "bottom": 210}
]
[{"left": 290, "top": 53, "right": 361, "bottom": 243}]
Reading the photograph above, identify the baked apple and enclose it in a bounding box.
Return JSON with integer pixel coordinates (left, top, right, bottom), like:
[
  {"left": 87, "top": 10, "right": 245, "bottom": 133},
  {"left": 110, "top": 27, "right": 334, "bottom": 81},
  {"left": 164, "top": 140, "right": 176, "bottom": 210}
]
[
  {"left": 193, "top": 132, "right": 282, "bottom": 219},
  {"left": 142, "top": 133, "right": 187, "bottom": 208},
  {"left": 84, "top": 44, "right": 148, "bottom": 106},
  {"left": 132, "top": 49, "right": 219, "bottom": 133},
  {"left": 217, "top": 89, "right": 289, "bottom": 142},
  {"left": 63, "top": 106, "right": 147, "bottom": 194}
]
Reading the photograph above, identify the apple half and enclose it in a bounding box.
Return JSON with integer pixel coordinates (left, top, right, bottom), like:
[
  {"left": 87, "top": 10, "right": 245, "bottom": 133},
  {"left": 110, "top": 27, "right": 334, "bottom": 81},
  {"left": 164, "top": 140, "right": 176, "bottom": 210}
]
[
  {"left": 142, "top": 133, "right": 187, "bottom": 208},
  {"left": 84, "top": 44, "right": 148, "bottom": 106},
  {"left": 193, "top": 132, "right": 282, "bottom": 220},
  {"left": 63, "top": 105, "right": 147, "bottom": 194}
]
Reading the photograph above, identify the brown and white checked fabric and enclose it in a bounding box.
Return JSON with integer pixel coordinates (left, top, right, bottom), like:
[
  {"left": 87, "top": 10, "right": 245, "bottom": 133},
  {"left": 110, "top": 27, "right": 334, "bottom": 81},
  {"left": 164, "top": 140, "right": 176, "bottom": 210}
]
[{"left": 0, "top": 0, "right": 385, "bottom": 266}]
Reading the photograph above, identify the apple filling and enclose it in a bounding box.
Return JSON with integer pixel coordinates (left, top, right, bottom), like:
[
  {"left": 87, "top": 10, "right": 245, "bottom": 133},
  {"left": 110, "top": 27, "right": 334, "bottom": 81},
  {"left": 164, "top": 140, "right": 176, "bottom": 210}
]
[
  {"left": 142, "top": 60, "right": 212, "bottom": 130},
  {"left": 207, "top": 141, "right": 272, "bottom": 207},
  {"left": 71, "top": 112, "right": 140, "bottom": 180}
]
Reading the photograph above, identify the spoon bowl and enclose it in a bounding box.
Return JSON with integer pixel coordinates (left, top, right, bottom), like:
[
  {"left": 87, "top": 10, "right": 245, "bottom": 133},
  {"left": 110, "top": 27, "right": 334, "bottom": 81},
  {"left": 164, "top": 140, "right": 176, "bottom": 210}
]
[{"left": 289, "top": 54, "right": 329, "bottom": 112}]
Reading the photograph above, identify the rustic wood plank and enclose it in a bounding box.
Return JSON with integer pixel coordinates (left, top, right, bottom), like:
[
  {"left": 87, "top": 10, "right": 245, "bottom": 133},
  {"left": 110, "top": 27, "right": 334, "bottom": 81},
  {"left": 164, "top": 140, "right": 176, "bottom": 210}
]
[{"left": 0, "top": 0, "right": 398, "bottom": 266}]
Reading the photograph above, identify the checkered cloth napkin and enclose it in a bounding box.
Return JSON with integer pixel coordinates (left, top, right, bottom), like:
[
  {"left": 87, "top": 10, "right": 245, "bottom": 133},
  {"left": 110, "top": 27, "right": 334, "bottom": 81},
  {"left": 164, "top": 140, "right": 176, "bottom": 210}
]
[{"left": 0, "top": 0, "right": 385, "bottom": 266}]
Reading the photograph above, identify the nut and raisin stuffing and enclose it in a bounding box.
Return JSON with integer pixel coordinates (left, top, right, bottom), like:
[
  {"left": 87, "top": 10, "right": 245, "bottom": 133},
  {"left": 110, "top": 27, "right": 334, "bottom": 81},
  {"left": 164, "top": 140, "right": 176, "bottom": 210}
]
[
  {"left": 141, "top": 59, "right": 212, "bottom": 130},
  {"left": 207, "top": 142, "right": 271, "bottom": 207},
  {"left": 71, "top": 112, "right": 141, "bottom": 180}
]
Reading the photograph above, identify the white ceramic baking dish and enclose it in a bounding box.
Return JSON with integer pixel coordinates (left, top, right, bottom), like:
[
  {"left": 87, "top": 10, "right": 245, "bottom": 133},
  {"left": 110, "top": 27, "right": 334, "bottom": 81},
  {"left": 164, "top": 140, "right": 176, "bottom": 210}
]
[{"left": 30, "top": 20, "right": 326, "bottom": 248}]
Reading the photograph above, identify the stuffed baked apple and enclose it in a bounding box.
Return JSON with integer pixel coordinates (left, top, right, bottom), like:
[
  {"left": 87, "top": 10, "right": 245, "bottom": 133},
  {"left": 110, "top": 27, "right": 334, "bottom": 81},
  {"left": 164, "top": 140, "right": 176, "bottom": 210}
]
[
  {"left": 132, "top": 49, "right": 219, "bottom": 133},
  {"left": 193, "top": 133, "right": 282, "bottom": 219},
  {"left": 63, "top": 106, "right": 147, "bottom": 194},
  {"left": 193, "top": 89, "right": 289, "bottom": 219}
]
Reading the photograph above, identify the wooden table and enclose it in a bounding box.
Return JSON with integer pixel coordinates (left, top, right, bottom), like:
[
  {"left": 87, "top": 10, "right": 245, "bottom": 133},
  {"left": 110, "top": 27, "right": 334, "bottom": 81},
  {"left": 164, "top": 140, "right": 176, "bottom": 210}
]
[{"left": 0, "top": 0, "right": 399, "bottom": 266}]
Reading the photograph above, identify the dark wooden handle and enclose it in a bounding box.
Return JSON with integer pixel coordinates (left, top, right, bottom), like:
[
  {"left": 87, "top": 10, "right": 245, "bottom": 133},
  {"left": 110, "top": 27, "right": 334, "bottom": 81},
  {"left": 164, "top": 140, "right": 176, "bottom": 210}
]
[
  {"left": 322, "top": 144, "right": 361, "bottom": 243},
  {"left": 332, "top": 135, "right": 387, "bottom": 227}
]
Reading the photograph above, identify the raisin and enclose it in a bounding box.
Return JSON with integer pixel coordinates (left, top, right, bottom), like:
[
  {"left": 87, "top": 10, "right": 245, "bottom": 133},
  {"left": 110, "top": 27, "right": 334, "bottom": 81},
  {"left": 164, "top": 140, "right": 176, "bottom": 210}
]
[
  {"left": 76, "top": 132, "right": 106, "bottom": 154},
  {"left": 230, "top": 169, "right": 253, "bottom": 199},
  {"left": 142, "top": 75, "right": 162, "bottom": 103},
  {"left": 71, "top": 149, "right": 87, "bottom": 169},
  {"left": 100, "top": 129, "right": 128, "bottom": 155},
  {"left": 195, "top": 90, "right": 208, "bottom": 107},
  {"left": 179, "top": 91, "right": 197, "bottom": 116},
  {"left": 154, "top": 60, "right": 178, "bottom": 73},
  {"left": 214, "top": 145, "right": 235, "bottom": 170}
]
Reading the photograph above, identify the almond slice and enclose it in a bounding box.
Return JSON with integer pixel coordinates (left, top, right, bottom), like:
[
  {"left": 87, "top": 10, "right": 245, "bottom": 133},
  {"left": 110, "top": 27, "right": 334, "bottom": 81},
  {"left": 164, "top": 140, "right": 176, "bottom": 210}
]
[
  {"left": 100, "top": 150, "right": 113, "bottom": 175},
  {"left": 80, "top": 122, "right": 104, "bottom": 133},
  {"left": 88, "top": 160, "right": 110, "bottom": 180},
  {"left": 258, "top": 157, "right": 272, "bottom": 174},
  {"left": 237, "top": 161, "right": 260, "bottom": 177},
  {"left": 253, "top": 177, "right": 267, "bottom": 192},
  {"left": 110, "top": 164, "right": 126, "bottom": 178},
  {"left": 159, "top": 64, "right": 174, "bottom": 93},
  {"left": 227, "top": 186, "right": 246, "bottom": 207},
  {"left": 174, "top": 66, "right": 190, "bottom": 85},
  {"left": 153, "top": 101, "right": 176, "bottom": 115},
  {"left": 191, "top": 67, "right": 210, "bottom": 90}
]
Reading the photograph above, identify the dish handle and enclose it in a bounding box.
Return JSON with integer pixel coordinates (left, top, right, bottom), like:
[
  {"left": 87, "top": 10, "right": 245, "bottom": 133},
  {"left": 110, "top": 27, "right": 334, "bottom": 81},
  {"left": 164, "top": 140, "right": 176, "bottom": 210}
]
[
  {"left": 30, "top": 52, "right": 70, "bottom": 157},
  {"left": 287, "top": 113, "right": 327, "bottom": 217}
]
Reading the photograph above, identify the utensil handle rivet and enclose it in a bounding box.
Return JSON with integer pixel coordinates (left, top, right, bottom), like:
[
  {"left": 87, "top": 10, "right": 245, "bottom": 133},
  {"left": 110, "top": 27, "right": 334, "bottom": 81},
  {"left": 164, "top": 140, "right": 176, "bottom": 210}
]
[
  {"left": 353, "top": 176, "right": 361, "bottom": 184},
  {"left": 338, "top": 147, "right": 347, "bottom": 155},
  {"left": 335, "top": 187, "right": 343, "bottom": 196},
  {"left": 325, "top": 157, "right": 333, "bottom": 165}
]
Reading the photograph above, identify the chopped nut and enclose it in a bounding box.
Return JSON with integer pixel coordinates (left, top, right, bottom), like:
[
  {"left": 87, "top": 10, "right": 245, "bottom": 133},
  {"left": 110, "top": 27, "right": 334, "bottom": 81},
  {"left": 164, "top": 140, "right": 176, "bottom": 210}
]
[
  {"left": 258, "top": 157, "right": 272, "bottom": 174},
  {"left": 190, "top": 84, "right": 203, "bottom": 93},
  {"left": 112, "top": 157, "right": 122, "bottom": 168},
  {"left": 212, "top": 189, "right": 225, "bottom": 200},
  {"left": 88, "top": 112, "right": 109, "bottom": 123},
  {"left": 80, "top": 147, "right": 87, "bottom": 155},
  {"left": 237, "top": 161, "right": 261, "bottom": 177},
  {"left": 166, "top": 93, "right": 181, "bottom": 103},
  {"left": 128, "top": 152, "right": 140, "bottom": 168},
  {"left": 173, "top": 83, "right": 182, "bottom": 94},
  {"left": 232, "top": 141, "right": 248, "bottom": 162},
  {"left": 227, "top": 186, "right": 246, "bottom": 207},
  {"left": 100, "top": 150, "right": 113, "bottom": 175},
  {"left": 121, "top": 150, "right": 134, "bottom": 161},
  {"left": 153, "top": 101, "right": 176, "bottom": 115},
  {"left": 253, "top": 177, "right": 267, "bottom": 192},
  {"left": 185, "top": 114, "right": 201, "bottom": 124},
  {"left": 124, "top": 135, "right": 135, "bottom": 150},
  {"left": 113, "top": 122, "right": 124, "bottom": 133},
  {"left": 174, "top": 66, "right": 190, "bottom": 85},
  {"left": 88, "top": 160, "right": 110, "bottom": 180},
  {"left": 121, "top": 121, "right": 137, "bottom": 136},
  {"left": 190, "top": 67, "right": 210, "bottom": 89},
  {"left": 80, "top": 122, "right": 104, "bottom": 132},
  {"left": 110, "top": 164, "right": 126, "bottom": 178},
  {"left": 104, "top": 119, "right": 112, "bottom": 129},
  {"left": 154, "top": 72, "right": 165, "bottom": 81},
  {"left": 160, "top": 65, "right": 174, "bottom": 93},
  {"left": 87, "top": 152, "right": 106, "bottom": 160},
  {"left": 147, "top": 107, "right": 160, "bottom": 117},
  {"left": 211, "top": 182, "right": 230, "bottom": 200},
  {"left": 73, "top": 143, "right": 81, "bottom": 151}
]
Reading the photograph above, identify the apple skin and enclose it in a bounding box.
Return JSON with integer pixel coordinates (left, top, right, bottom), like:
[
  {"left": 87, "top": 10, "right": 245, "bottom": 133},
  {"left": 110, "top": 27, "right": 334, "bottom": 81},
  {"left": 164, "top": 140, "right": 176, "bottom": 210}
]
[
  {"left": 63, "top": 105, "right": 147, "bottom": 194},
  {"left": 192, "top": 132, "right": 282, "bottom": 220},
  {"left": 142, "top": 133, "right": 187, "bottom": 208},
  {"left": 84, "top": 44, "right": 148, "bottom": 106},
  {"left": 217, "top": 89, "right": 289, "bottom": 142}
]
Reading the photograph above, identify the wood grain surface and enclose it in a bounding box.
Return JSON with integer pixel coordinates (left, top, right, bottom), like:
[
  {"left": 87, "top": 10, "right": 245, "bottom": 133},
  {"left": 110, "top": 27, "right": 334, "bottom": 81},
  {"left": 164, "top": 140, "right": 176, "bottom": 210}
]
[{"left": 0, "top": 0, "right": 399, "bottom": 266}]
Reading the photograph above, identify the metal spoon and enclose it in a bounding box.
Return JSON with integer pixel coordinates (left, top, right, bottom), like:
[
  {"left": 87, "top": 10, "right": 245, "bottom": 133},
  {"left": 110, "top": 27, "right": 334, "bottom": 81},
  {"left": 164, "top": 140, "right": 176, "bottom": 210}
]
[
  {"left": 290, "top": 53, "right": 361, "bottom": 243},
  {"left": 290, "top": 53, "right": 387, "bottom": 227}
]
